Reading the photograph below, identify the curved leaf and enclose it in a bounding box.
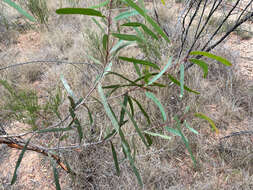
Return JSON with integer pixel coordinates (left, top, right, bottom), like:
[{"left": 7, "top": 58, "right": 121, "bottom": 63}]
[
  {"left": 144, "top": 131, "right": 171, "bottom": 140},
  {"left": 148, "top": 57, "right": 172, "bottom": 85},
  {"left": 145, "top": 92, "right": 166, "bottom": 121},
  {"left": 89, "top": 0, "right": 110, "bottom": 9},
  {"left": 189, "top": 58, "right": 208, "bottom": 78},
  {"left": 195, "top": 113, "right": 219, "bottom": 134},
  {"left": 190, "top": 51, "right": 232, "bottom": 66},
  {"left": 114, "top": 10, "right": 140, "bottom": 21}
]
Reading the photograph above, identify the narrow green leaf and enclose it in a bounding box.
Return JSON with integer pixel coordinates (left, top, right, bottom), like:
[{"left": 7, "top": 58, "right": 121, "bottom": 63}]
[
  {"left": 189, "top": 58, "right": 208, "bottom": 78},
  {"left": 89, "top": 0, "right": 110, "bottom": 9},
  {"left": 50, "top": 156, "right": 61, "bottom": 190},
  {"left": 195, "top": 113, "right": 219, "bottom": 134},
  {"left": 124, "top": 0, "right": 170, "bottom": 43},
  {"left": 110, "top": 141, "right": 120, "bottom": 176},
  {"left": 121, "top": 22, "right": 158, "bottom": 40},
  {"left": 190, "top": 51, "right": 232, "bottom": 66},
  {"left": 103, "top": 34, "right": 108, "bottom": 50},
  {"left": 165, "top": 126, "right": 181, "bottom": 137},
  {"left": 144, "top": 131, "right": 171, "bottom": 140},
  {"left": 11, "top": 137, "right": 32, "bottom": 185},
  {"left": 56, "top": 8, "right": 105, "bottom": 17},
  {"left": 184, "top": 121, "right": 199, "bottom": 135},
  {"left": 131, "top": 136, "right": 137, "bottom": 161},
  {"left": 119, "top": 56, "right": 160, "bottom": 70},
  {"left": 131, "top": 97, "right": 150, "bottom": 125},
  {"left": 104, "top": 129, "right": 116, "bottom": 141},
  {"left": 98, "top": 83, "right": 120, "bottom": 132},
  {"left": 87, "top": 54, "right": 103, "bottom": 65},
  {"left": 114, "top": 10, "right": 140, "bottom": 21},
  {"left": 120, "top": 95, "right": 128, "bottom": 125},
  {"left": 112, "top": 33, "right": 143, "bottom": 42},
  {"left": 148, "top": 57, "right": 172, "bottom": 85},
  {"left": 120, "top": 103, "right": 149, "bottom": 148},
  {"left": 127, "top": 96, "right": 135, "bottom": 116},
  {"left": 179, "top": 64, "right": 184, "bottom": 99},
  {"left": 107, "top": 72, "right": 142, "bottom": 87},
  {"left": 144, "top": 133, "right": 153, "bottom": 146},
  {"left": 133, "top": 62, "right": 141, "bottom": 77},
  {"left": 145, "top": 92, "right": 166, "bottom": 121},
  {"left": 168, "top": 74, "right": 200, "bottom": 94},
  {"left": 175, "top": 117, "right": 196, "bottom": 167},
  {"left": 3, "top": 0, "right": 36, "bottom": 22},
  {"left": 122, "top": 142, "right": 143, "bottom": 187}
]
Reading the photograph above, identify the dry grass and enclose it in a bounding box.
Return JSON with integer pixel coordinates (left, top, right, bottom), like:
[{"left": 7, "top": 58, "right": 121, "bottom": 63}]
[{"left": 0, "top": 0, "right": 253, "bottom": 189}]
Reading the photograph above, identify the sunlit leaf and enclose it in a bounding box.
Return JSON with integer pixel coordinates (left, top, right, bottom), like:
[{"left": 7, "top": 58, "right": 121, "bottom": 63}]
[
  {"left": 61, "top": 75, "right": 76, "bottom": 100},
  {"left": 190, "top": 51, "right": 232, "bottom": 66},
  {"left": 195, "top": 113, "right": 219, "bottom": 134},
  {"left": 144, "top": 131, "right": 171, "bottom": 140},
  {"left": 184, "top": 121, "right": 199, "bottom": 135},
  {"left": 189, "top": 58, "right": 208, "bottom": 78}
]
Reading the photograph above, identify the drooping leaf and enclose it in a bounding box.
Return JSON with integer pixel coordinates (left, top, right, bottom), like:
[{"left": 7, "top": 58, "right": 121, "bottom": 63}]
[
  {"left": 110, "top": 141, "right": 120, "bottom": 176},
  {"left": 120, "top": 103, "right": 149, "bottom": 148},
  {"left": 190, "top": 51, "right": 232, "bottom": 66},
  {"left": 127, "top": 96, "right": 135, "bottom": 116},
  {"left": 89, "top": 0, "right": 110, "bottom": 9},
  {"left": 168, "top": 74, "right": 200, "bottom": 94},
  {"left": 122, "top": 142, "right": 143, "bottom": 187},
  {"left": 49, "top": 155, "right": 61, "bottom": 190},
  {"left": 179, "top": 63, "right": 184, "bottom": 99},
  {"left": 189, "top": 58, "right": 208, "bottom": 78},
  {"left": 148, "top": 57, "right": 172, "bottom": 85},
  {"left": 145, "top": 92, "right": 166, "bottom": 121},
  {"left": 11, "top": 137, "right": 32, "bottom": 185},
  {"left": 124, "top": 0, "right": 170, "bottom": 43},
  {"left": 144, "top": 131, "right": 171, "bottom": 140},
  {"left": 112, "top": 33, "right": 143, "bottom": 42},
  {"left": 119, "top": 56, "right": 160, "bottom": 70},
  {"left": 195, "top": 113, "right": 219, "bottom": 134},
  {"left": 3, "top": 0, "right": 36, "bottom": 22},
  {"left": 119, "top": 95, "right": 129, "bottom": 125},
  {"left": 56, "top": 8, "right": 105, "bottom": 17},
  {"left": 130, "top": 97, "right": 150, "bottom": 125},
  {"left": 174, "top": 117, "right": 196, "bottom": 167}
]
